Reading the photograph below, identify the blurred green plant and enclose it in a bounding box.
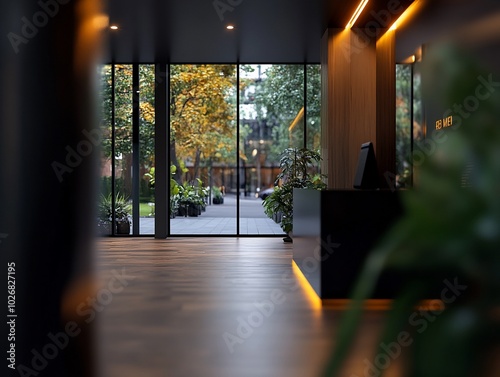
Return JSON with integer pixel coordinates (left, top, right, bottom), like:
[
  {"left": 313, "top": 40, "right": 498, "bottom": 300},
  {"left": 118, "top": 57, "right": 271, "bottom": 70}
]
[{"left": 323, "top": 45, "right": 500, "bottom": 377}]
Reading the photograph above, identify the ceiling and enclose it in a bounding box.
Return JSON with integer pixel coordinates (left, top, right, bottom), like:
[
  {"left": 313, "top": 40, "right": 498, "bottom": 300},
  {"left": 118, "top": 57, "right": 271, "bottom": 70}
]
[
  {"left": 102, "top": 0, "right": 500, "bottom": 65},
  {"left": 395, "top": 0, "right": 500, "bottom": 68},
  {"left": 102, "top": 0, "right": 413, "bottom": 63}
]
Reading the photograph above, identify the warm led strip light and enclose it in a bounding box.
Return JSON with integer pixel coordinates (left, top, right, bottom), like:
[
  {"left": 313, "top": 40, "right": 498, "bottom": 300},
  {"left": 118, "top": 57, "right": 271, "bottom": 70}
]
[
  {"left": 345, "top": 0, "right": 370, "bottom": 29},
  {"left": 292, "top": 261, "right": 322, "bottom": 310},
  {"left": 389, "top": 0, "right": 421, "bottom": 31}
]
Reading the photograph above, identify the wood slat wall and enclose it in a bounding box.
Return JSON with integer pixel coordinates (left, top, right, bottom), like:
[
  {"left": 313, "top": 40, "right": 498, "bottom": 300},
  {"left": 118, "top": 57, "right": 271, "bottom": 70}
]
[
  {"left": 376, "top": 30, "right": 397, "bottom": 188},
  {"left": 321, "top": 28, "right": 396, "bottom": 189}
]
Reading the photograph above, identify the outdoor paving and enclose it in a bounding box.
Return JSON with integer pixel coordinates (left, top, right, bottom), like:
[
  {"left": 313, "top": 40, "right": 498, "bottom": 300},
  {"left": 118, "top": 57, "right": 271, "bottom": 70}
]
[{"left": 138, "top": 195, "right": 284, "bottom": 235}]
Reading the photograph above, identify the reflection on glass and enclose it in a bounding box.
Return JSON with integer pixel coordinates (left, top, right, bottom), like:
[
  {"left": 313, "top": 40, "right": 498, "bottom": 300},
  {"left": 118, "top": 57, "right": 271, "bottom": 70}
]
[
  {"left": 412, "top": 63, "right": 423, "bottom": 187},
  {"left": 413, "top": 64, "right": 423, "bottom": 142},
  {"left": 396, "top": 64, "right": 412, "bottom": 188}
]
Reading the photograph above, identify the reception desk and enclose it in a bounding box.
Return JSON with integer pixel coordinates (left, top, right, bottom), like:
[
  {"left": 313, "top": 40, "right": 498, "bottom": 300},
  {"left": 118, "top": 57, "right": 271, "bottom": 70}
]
[{"left": 292, "top": 189, "right": 404, "bottom": 299}]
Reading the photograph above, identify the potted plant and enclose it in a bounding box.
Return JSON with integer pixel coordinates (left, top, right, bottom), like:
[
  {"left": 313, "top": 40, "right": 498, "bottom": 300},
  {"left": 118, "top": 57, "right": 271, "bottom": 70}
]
[
  {"left": 177, "top": 181, "right": 203, "bottom": 217},
  {"left": 212, "top": 187, "right": 224, "bottom": 204},
  {"left": 195, "top": 178, "right": 209, "bottom": 211},
  {"left": 113, "top": 194, "right": 132, "bottom": 234},
  {"left": 170, "top": 168, "right": 180, "bottom": 218},
  {"left": 97, "top": 193, "right": 113, "bottom": 235},
  {"left": 263, "top": 148, "right": 326, "bottom": 242},
  {"left": 97, "top": 193, "right": 132, "bottom": 235}
]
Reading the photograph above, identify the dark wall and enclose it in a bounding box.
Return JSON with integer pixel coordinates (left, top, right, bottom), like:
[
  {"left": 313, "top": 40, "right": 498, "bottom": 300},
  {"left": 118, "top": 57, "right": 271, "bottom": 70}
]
[
  {"left": 0, "top": 1, "right": 102, "bottom": 375},
  {"left": 395, "top": 0, "right": 500, "bottom": 67}
]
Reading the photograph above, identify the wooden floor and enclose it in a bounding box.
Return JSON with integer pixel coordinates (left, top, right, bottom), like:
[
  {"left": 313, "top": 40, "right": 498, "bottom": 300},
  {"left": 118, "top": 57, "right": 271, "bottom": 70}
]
[{"left": 94, "top": 237, "right": 397, "bottom": 377}]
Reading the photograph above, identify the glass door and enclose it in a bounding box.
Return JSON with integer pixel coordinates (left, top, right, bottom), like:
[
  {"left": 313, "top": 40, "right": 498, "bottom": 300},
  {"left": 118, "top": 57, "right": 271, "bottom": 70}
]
[{"left": 169, "top": 64, "right": 237, "bottom": 235}]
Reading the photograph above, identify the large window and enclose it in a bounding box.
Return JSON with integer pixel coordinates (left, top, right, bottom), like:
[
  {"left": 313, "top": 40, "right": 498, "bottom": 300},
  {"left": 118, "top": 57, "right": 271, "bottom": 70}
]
[
  {"left": 396, "top": 63, "right": 423, "bottom": 189},
  {"left": 98, "top": 63, "right": 321, "bottom": 237},
  {"left": 239, "top": 65, "right": 305, "bottom": 235},
  {"left": 98, "top": 64, "right": 156, "bottom": 236}
]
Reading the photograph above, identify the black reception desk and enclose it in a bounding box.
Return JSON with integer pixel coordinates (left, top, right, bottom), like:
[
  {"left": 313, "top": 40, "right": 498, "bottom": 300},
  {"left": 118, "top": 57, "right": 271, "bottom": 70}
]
[{"left": 292, "top": 189, "right": 405, "bottom": 299}]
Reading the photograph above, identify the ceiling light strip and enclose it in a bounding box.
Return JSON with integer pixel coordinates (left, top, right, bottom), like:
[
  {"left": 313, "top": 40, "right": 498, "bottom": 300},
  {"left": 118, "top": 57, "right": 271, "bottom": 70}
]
[
  {"left": 389, "top": 0, "right": 421, "bottom": 31},
  {"left": 345, "top": 0, "right": 370, "bottom": 29}
]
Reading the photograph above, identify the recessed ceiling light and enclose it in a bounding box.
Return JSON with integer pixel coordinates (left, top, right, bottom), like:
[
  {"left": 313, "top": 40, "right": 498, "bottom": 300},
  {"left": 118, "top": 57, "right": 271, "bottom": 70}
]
[
  {"left": 110, "top": 25, "right": 119, "bottom": 30},
  {"left": 226, "top": 25, "right": 235, "bottom": 30}
]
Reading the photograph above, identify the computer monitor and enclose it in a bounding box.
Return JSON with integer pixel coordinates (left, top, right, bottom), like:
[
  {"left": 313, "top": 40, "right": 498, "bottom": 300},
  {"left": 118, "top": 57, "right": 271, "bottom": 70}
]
[{"left": 353, "top": 142, "right": 380, "bottom": 189}]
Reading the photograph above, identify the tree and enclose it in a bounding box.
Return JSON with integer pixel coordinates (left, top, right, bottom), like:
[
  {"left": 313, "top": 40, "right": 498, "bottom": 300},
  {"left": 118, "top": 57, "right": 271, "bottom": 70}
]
[
  {"left": 169, "top": 64, "right": 237, "bottom": 182},
  {"left": 248, "top": 65, "right": 322, "bottom": 164},
  {"left": 100, "top": 65, "right": 156, "bottom": 164},
  {"left": 99, "top": 63, "right": 322, "bottom": 191},
  {"left": 99, "top": 65, "right": 156, "bottom": 198}
]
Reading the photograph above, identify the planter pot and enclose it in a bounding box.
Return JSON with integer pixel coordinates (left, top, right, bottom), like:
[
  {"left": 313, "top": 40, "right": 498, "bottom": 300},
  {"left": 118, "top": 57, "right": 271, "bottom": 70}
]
[
  {"left": 178, "top": 205, "right": 188, "bottom": 217},
  {"left": 213, "top": 197, "right": 224, "bottom": 204},
  {"left": 97, "top": 222, "right": 111, "bottom": 236},
  {"left": 116, "top": 221, "right": 130, "bottom": 235},
  {"left": 188, "top": 204, "right": 199, "bottom": 217}
]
